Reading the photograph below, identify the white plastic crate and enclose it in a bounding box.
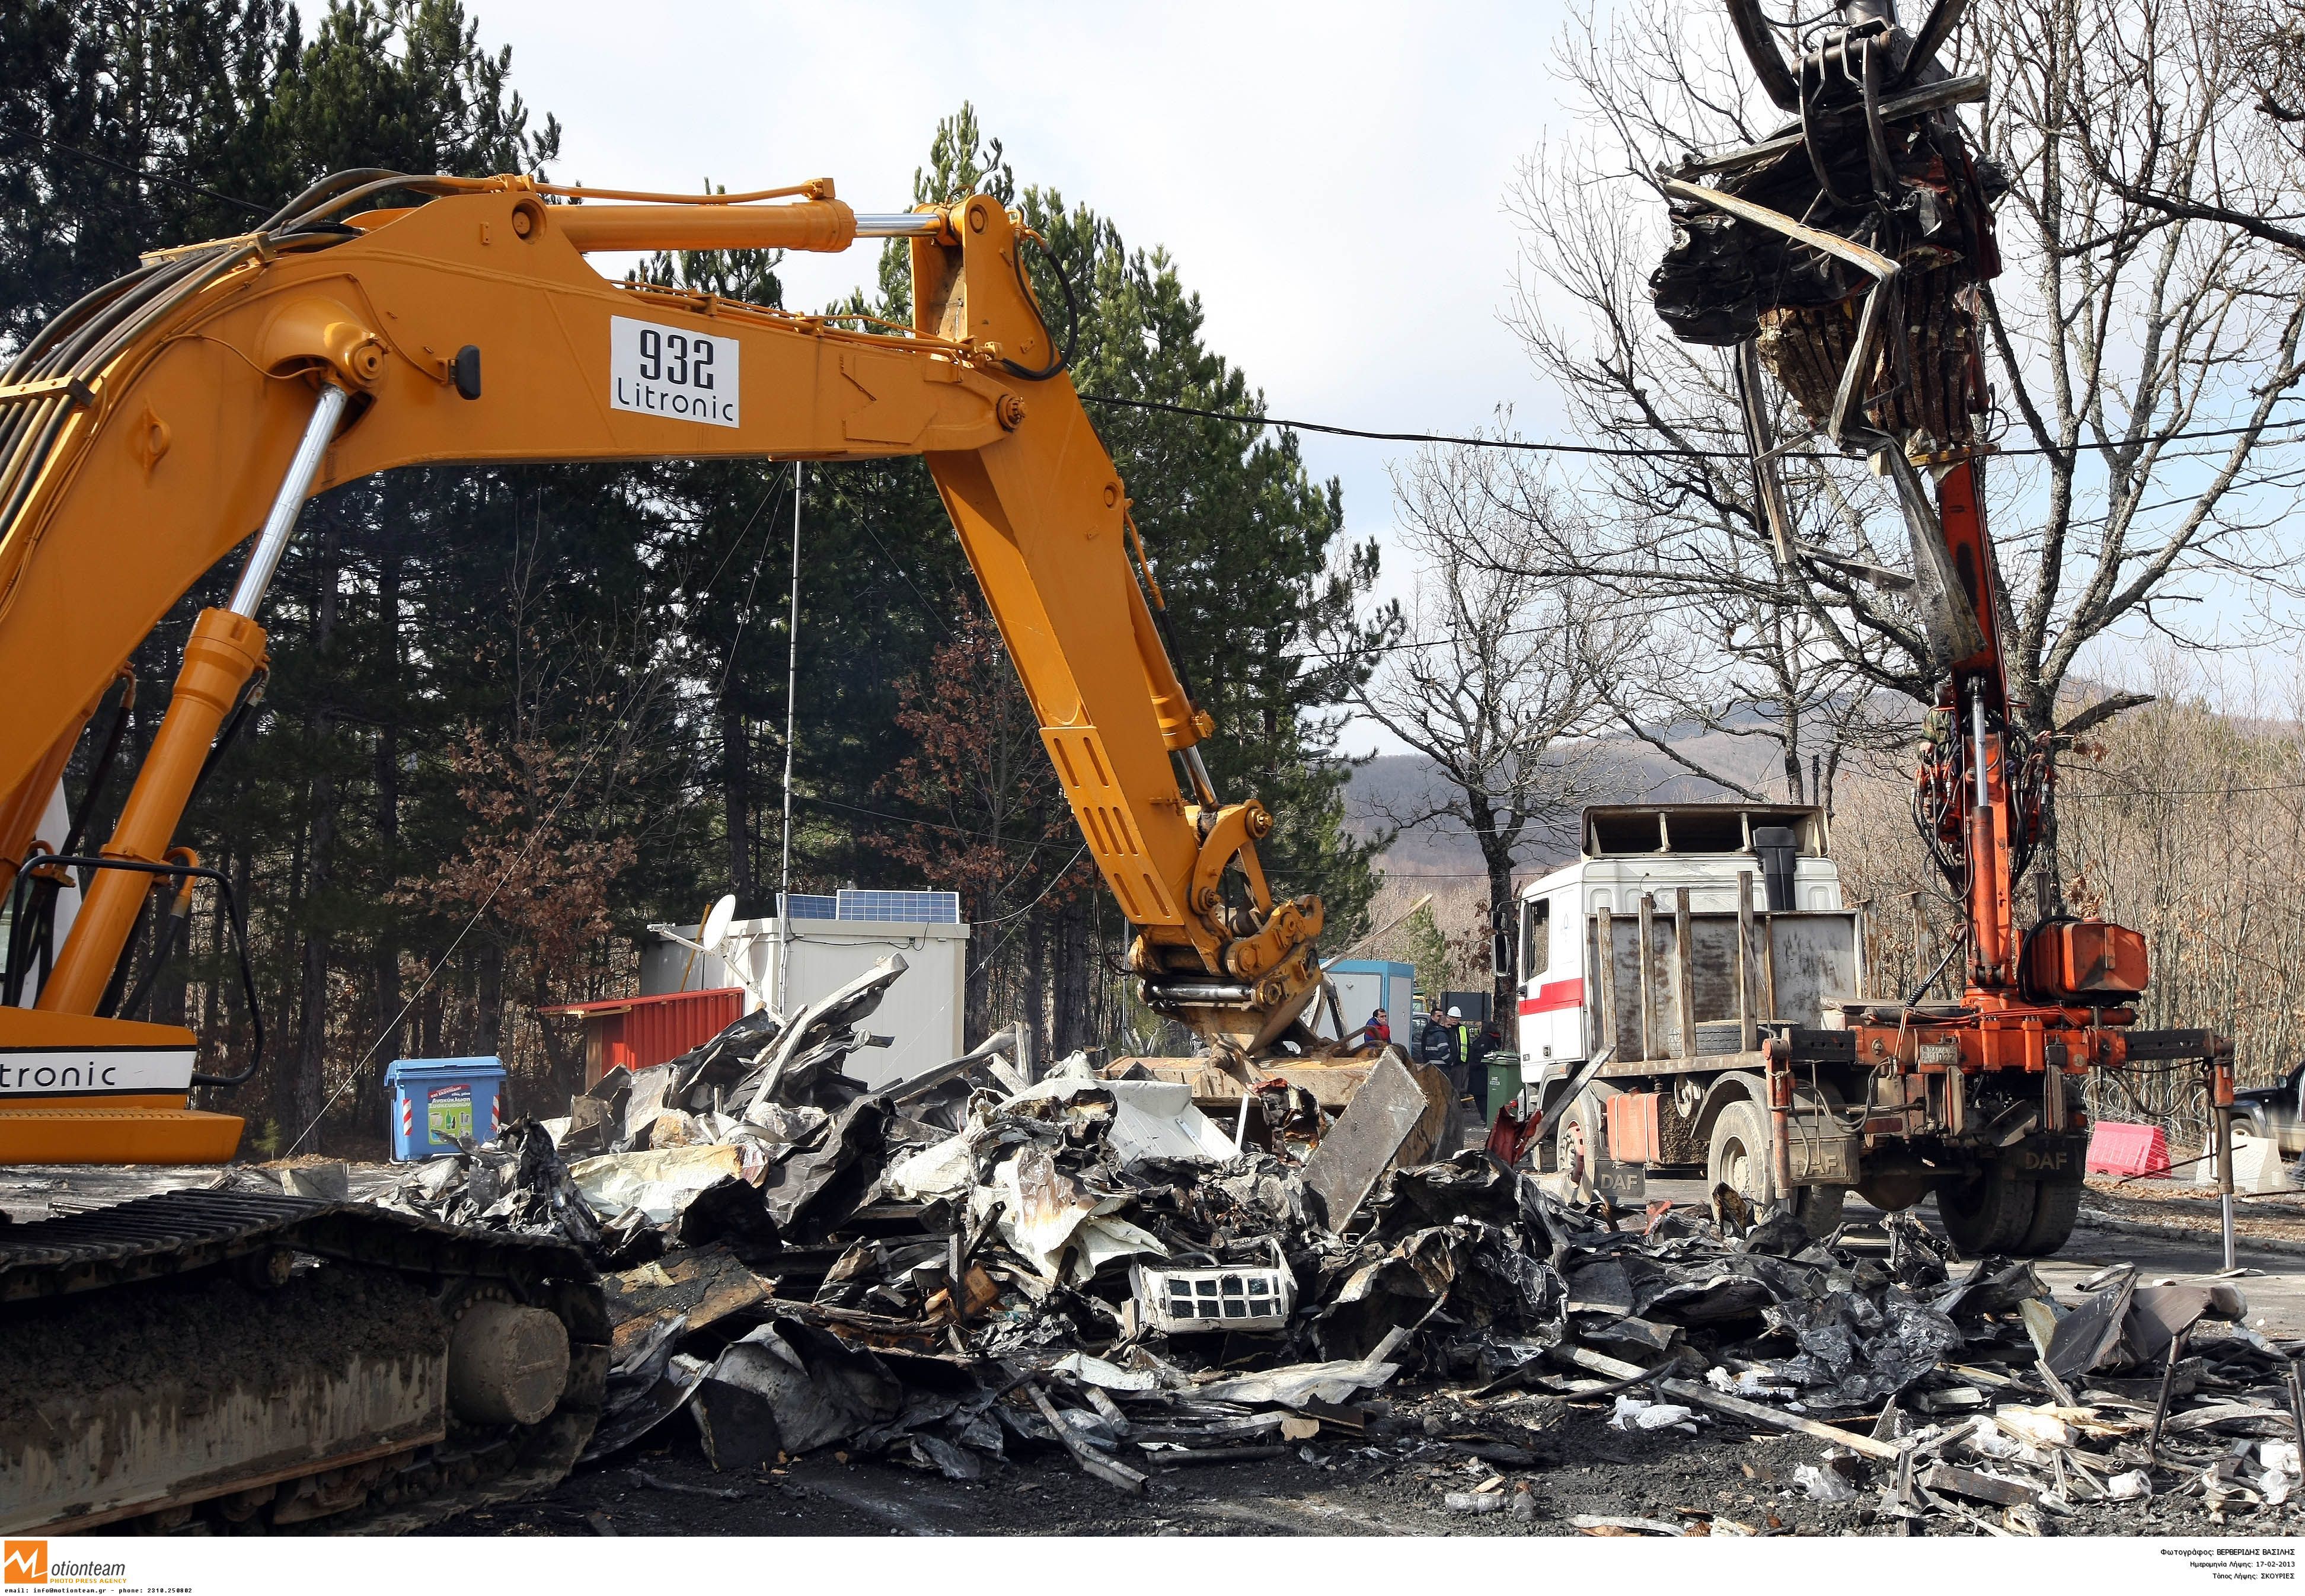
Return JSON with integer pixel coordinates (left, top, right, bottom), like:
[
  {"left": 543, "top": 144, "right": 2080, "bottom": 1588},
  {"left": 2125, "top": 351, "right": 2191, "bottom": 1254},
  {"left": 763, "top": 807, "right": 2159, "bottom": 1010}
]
[{"left": 1132, "top": 1240, "right": 1295, "bottom": 1334}]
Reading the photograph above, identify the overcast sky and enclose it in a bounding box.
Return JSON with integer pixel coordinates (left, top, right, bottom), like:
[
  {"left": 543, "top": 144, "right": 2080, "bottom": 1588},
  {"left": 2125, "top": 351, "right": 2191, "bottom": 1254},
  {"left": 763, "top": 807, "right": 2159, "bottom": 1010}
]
[{"left": 359, "top": 0, "right": 1592, "bottom": 754}]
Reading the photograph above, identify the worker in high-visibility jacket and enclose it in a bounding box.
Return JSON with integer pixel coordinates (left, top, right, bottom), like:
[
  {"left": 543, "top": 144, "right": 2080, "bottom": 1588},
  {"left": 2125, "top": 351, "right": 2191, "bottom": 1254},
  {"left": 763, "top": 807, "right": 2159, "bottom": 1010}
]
[{"left": 1420, "top": 1005, "right": 1467, "bottom": 1104}]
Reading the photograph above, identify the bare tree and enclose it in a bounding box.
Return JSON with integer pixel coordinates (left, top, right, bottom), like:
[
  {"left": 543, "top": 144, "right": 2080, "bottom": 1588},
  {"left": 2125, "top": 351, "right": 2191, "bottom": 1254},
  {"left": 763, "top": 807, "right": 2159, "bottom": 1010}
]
[
  {"left": 1332, "top": 443, "right": 1630, "bottom": 1018},
  {"left": 1605, "top": 586, "right": 1910, "bottom": 815},
  {"left": 2061, "top": 0, "right": 2305, "bottom": 258},
  {"left": 1455, "top": 0, "right": 2305, "bottom": 892}
]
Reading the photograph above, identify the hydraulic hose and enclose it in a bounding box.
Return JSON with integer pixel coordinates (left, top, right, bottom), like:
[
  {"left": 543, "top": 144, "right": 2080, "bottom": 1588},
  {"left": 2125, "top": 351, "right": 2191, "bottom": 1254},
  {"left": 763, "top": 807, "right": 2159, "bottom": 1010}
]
[
  {"left": 1000, "top": 230, "right": 1080, "bottom": 382},
  {"left": 36, "top": 854, "right": 264, "bottom": 1087}
]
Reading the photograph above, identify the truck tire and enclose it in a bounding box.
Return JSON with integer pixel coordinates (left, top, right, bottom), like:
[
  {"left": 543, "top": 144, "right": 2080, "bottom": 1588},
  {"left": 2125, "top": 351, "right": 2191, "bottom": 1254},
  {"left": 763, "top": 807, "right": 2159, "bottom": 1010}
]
[
  {"left": 1936, "top": 1160, "right": 2037, "bottom": 1256},
  {"left": 1555, "top": 1081, "right": 1620, "bottom": 1199},
  {"left": 1706, "top": 1099, "right": 1844, "bottom": 1239},
  {"left": 2013, "top": 1174, "right": 2084, "bottom": 1257}
]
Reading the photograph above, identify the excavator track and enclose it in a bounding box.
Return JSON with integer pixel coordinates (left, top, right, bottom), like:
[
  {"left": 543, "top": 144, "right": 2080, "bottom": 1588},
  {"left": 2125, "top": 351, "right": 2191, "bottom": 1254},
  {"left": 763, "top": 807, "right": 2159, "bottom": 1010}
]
[{"left": 0, "top": 1190, "right": 608, "bottom": 1534}]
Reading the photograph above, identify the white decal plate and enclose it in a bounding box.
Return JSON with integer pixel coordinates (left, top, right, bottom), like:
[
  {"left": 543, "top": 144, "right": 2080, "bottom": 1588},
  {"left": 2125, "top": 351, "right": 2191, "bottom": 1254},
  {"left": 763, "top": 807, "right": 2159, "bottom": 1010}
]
[
  {"left": 0, "top": 1048, "right": 196, "bottom": 1096},
  {"left": 609, "top": 315, "right": 740, "bottom": 428}
]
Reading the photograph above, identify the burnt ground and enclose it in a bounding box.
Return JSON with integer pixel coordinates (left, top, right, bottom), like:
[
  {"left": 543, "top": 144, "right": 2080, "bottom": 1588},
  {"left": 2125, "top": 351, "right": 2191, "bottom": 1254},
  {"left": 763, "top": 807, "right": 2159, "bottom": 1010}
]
[
  {"left": 11, "top": 1169, "right": 2302, "bottom": 1538},
  {"left": 435, "top": 1195, "right": 2305, "bottom": 1541},
  {"left": 435, "top": 1390, "right": 2303, "bottom": 1540},
  {"left": 2083, "top": 1178, "right": 2305, "bottom": 1246}
]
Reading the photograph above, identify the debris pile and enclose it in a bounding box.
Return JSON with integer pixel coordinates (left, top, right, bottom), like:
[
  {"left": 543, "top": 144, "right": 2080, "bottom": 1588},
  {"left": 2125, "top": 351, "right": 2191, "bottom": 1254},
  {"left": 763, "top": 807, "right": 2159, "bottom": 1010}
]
[{"left": 355, "top": 973, "right": 2305, "bottom": 1533}]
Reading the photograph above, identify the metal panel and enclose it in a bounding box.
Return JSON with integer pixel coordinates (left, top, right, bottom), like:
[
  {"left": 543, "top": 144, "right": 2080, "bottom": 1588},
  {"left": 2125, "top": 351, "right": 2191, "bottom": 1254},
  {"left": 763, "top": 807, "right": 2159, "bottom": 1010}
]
[
  {"left": 634, "top": 915, "right": 972, "bottom": 1089},
  {"left": 563, "top": 988, "right": 745, "bottom": 1088},
  {"left": 620, "top": 989, "right": 745, "bottom": 1078},
  {"left": 766, "top": 920, "right": 970, "bottom": 1090},
  {"left": 1324, "top": 960, "right": 1412, "bottom": 1042},
  {"left": 1592, "top": 908, "right": 1863, "bottom": 1060}
]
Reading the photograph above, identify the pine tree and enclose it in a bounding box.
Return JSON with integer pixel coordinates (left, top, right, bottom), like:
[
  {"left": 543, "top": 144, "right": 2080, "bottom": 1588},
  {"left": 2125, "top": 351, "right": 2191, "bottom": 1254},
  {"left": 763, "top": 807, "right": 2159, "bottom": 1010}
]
[{"left": 0, "top": 0, "right": 298, "bottom": 342}]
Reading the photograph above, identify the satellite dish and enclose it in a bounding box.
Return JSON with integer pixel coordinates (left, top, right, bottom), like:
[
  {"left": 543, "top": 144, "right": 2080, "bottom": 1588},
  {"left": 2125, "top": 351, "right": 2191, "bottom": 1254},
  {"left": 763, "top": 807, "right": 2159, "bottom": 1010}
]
[{"left": 700, "top": 893, "right": 738, "bottom": 952}]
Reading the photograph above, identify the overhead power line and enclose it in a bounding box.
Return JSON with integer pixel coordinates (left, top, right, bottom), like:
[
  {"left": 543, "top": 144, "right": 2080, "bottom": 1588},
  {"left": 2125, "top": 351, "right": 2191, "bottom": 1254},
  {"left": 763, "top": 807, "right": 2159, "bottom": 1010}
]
[
  {"left": 37, "top": 133, "right": 272, "bottom": 216},
  {"left": 1079, "top": 392, "right": 2305, "bottom": 464},
  {"left": 24, "top": 138, "right": 2301, "bottom": 471},
  {"left": 21, "top": 135, "right": 2304, "bottom": 468}
]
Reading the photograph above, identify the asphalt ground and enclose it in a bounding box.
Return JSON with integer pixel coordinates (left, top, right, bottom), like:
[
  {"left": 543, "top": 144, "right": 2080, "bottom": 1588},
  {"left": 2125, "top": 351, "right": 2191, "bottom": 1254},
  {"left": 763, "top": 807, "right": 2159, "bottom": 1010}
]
[{"left": 1630, "top": 1177, "right": 2305, "bottom": 1336}]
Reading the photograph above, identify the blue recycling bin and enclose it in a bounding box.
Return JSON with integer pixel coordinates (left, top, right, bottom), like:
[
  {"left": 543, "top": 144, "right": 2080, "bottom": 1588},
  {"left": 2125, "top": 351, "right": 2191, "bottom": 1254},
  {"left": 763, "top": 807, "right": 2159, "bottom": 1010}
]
[{"left": 385, "top": 1056, "right": 507, "bottom": 1160}]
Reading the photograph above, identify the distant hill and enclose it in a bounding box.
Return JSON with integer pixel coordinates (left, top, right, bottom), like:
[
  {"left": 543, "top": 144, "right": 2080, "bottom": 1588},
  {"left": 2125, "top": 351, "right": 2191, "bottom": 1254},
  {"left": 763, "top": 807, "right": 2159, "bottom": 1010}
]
[{"left": 1345, "top": 723, "right": 1800, "bottom": 882}]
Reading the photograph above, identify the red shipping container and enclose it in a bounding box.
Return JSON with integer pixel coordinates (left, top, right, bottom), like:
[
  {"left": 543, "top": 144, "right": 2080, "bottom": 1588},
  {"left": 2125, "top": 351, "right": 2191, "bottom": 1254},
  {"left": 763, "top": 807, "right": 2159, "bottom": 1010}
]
[
  {"left": 2087, "top": 1119, "right": 2170, "bottom": 1178},
  {"left": 538, "top": 987, "right": 746, "bottom": 1087}
]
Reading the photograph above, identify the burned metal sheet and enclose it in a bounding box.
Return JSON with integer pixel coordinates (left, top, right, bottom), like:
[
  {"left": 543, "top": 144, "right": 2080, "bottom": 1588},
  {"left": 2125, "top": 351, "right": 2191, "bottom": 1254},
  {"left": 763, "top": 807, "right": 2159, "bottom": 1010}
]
[
  {"left": 697, "top": 1321, "right": 904, "bottom": 1457},
  {"left": 1301, "top": 1051, "right": 1451, "bottom": 1230},
  {"left": 2044, "top": 1270, "right": 2136, "bottom": 1380}
]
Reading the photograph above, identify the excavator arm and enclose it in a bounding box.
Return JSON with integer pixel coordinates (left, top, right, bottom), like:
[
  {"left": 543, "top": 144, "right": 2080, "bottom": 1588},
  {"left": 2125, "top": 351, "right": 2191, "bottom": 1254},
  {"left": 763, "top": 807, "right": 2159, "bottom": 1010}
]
[
  {"left": 1650, "top": 0, "right": 2229, "bottom": 1257},
  {"left": 0, "top": 174, "right": 1324, "bottom": 1162}
]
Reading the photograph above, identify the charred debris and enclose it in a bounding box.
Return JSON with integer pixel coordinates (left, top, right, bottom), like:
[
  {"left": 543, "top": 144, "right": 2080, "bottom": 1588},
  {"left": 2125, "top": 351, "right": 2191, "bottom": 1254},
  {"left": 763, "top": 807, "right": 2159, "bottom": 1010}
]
[{"left": 264, "top": 957, "right": 2305, "bottom": 1535}]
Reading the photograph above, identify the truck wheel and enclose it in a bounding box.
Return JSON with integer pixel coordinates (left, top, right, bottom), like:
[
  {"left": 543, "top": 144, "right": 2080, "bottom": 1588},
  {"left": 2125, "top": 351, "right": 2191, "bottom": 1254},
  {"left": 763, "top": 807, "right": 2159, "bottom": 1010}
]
[
  {"left": 1936, "top": 1160, "right": 2038, "bottom": 1256},
  {"left": 1554, "top": 1081, "right": 1620, "bottom": 1199},
  {"left": 2012, "top": 1174, "right": 2083, "bottom": 1257},
  {"left": 1706, "top": 1099, "right": 1844, "bottom": 1239}
]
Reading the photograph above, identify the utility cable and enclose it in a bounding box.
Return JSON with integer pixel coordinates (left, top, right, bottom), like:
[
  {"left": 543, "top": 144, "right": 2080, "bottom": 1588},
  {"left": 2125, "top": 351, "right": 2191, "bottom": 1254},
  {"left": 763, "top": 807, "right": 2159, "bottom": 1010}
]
[
  {"left": 34, "top": 133, "right": 273, "bottom": 217},
  {"left": 2058, "top": 775, "right": 2305, "bottom": 800},
  {"left": 1077, "top": 392, "right": 2305, "bottom": 463},
  {"left": 25, "top": 143, "right": 2297, "bottom": 468},
  {"left": 880, "top": 840, "right": 1095, "bottom": 1073},
  {"left": 798, "top": 791, "right": 1086, "bottom": 854},
  {"left": 283, "top": 474, "right": 790, "bottom": 1153},
  {"left": 19, "top": 146, "right": 2300, "bottom": 467},
  {"left": 709, "top": 464, "right": 793, "bottom": 697}
]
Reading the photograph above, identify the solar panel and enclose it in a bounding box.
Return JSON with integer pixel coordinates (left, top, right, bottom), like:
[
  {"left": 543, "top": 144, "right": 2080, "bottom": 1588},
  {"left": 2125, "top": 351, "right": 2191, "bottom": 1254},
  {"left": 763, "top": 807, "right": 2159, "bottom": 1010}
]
[
  {"left": 835, "top": 889, "right": 960, "bottom": 924},
  {"left": 772, "top": 890, "right": 959, "bottom": 924}
]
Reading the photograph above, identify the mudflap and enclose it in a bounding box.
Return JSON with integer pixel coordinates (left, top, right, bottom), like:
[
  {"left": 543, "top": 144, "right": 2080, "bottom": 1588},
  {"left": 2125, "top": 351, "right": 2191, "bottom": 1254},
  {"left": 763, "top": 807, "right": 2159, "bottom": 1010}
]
[{"left": 2005, "top": 1128, "right": 2089, "bottom": 1184}]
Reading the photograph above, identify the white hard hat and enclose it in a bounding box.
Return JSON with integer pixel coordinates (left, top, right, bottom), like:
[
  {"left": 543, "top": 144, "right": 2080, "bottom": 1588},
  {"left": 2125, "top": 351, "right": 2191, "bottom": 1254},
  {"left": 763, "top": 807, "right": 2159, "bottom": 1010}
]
[{"left": 1447, "top": 1006, "right": 1463, "bottom": 1019}]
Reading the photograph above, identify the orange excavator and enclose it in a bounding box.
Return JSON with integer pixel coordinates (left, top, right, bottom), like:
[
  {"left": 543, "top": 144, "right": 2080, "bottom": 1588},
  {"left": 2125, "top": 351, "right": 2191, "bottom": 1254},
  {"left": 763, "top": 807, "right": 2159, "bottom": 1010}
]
[{"left": 0, "top": 173, "right": 1327, "bottom": 1529}]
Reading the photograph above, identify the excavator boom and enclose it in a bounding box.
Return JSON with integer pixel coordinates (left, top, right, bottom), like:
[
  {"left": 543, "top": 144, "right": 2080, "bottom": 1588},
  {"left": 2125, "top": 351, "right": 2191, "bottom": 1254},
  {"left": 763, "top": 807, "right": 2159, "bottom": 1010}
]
[{"left": 0, "top": 175, "right": 1325, "bottom": 1163}]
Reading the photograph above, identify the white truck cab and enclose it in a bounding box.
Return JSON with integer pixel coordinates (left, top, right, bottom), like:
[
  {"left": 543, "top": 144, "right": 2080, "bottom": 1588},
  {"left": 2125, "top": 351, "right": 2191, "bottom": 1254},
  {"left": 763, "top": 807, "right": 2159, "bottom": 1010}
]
[{"left": 1514, "top": 803, "right": 1841, "bottom": 1065}]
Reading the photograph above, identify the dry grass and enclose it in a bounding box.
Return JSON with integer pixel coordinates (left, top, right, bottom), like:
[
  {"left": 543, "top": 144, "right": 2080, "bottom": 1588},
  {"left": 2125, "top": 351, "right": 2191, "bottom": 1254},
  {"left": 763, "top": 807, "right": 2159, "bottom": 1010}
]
[{"left": 1831, "top": 658, "right": 2305, "bottom": 1145}]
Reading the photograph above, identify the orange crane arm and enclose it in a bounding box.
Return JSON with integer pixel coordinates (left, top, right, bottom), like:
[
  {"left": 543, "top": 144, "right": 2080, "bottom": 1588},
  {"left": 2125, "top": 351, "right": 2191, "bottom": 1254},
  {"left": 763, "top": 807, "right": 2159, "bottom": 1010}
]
[{"left": 0, "top": 176, "right": 1323, "bottom": 1160}]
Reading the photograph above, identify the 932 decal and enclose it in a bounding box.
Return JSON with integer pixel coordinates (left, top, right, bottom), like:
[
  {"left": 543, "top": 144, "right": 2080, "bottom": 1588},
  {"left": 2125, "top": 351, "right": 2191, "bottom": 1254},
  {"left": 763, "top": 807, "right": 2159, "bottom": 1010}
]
[{"left": 609, "top": 315, "right": 739, "bottom": 427}]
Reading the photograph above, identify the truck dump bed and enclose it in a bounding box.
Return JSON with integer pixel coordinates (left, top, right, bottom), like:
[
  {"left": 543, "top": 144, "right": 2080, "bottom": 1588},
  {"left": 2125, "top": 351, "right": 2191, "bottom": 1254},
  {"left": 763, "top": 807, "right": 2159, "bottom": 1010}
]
[{"left": 1586, "top": 888, "right": 1864, "bottom": 1076}]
